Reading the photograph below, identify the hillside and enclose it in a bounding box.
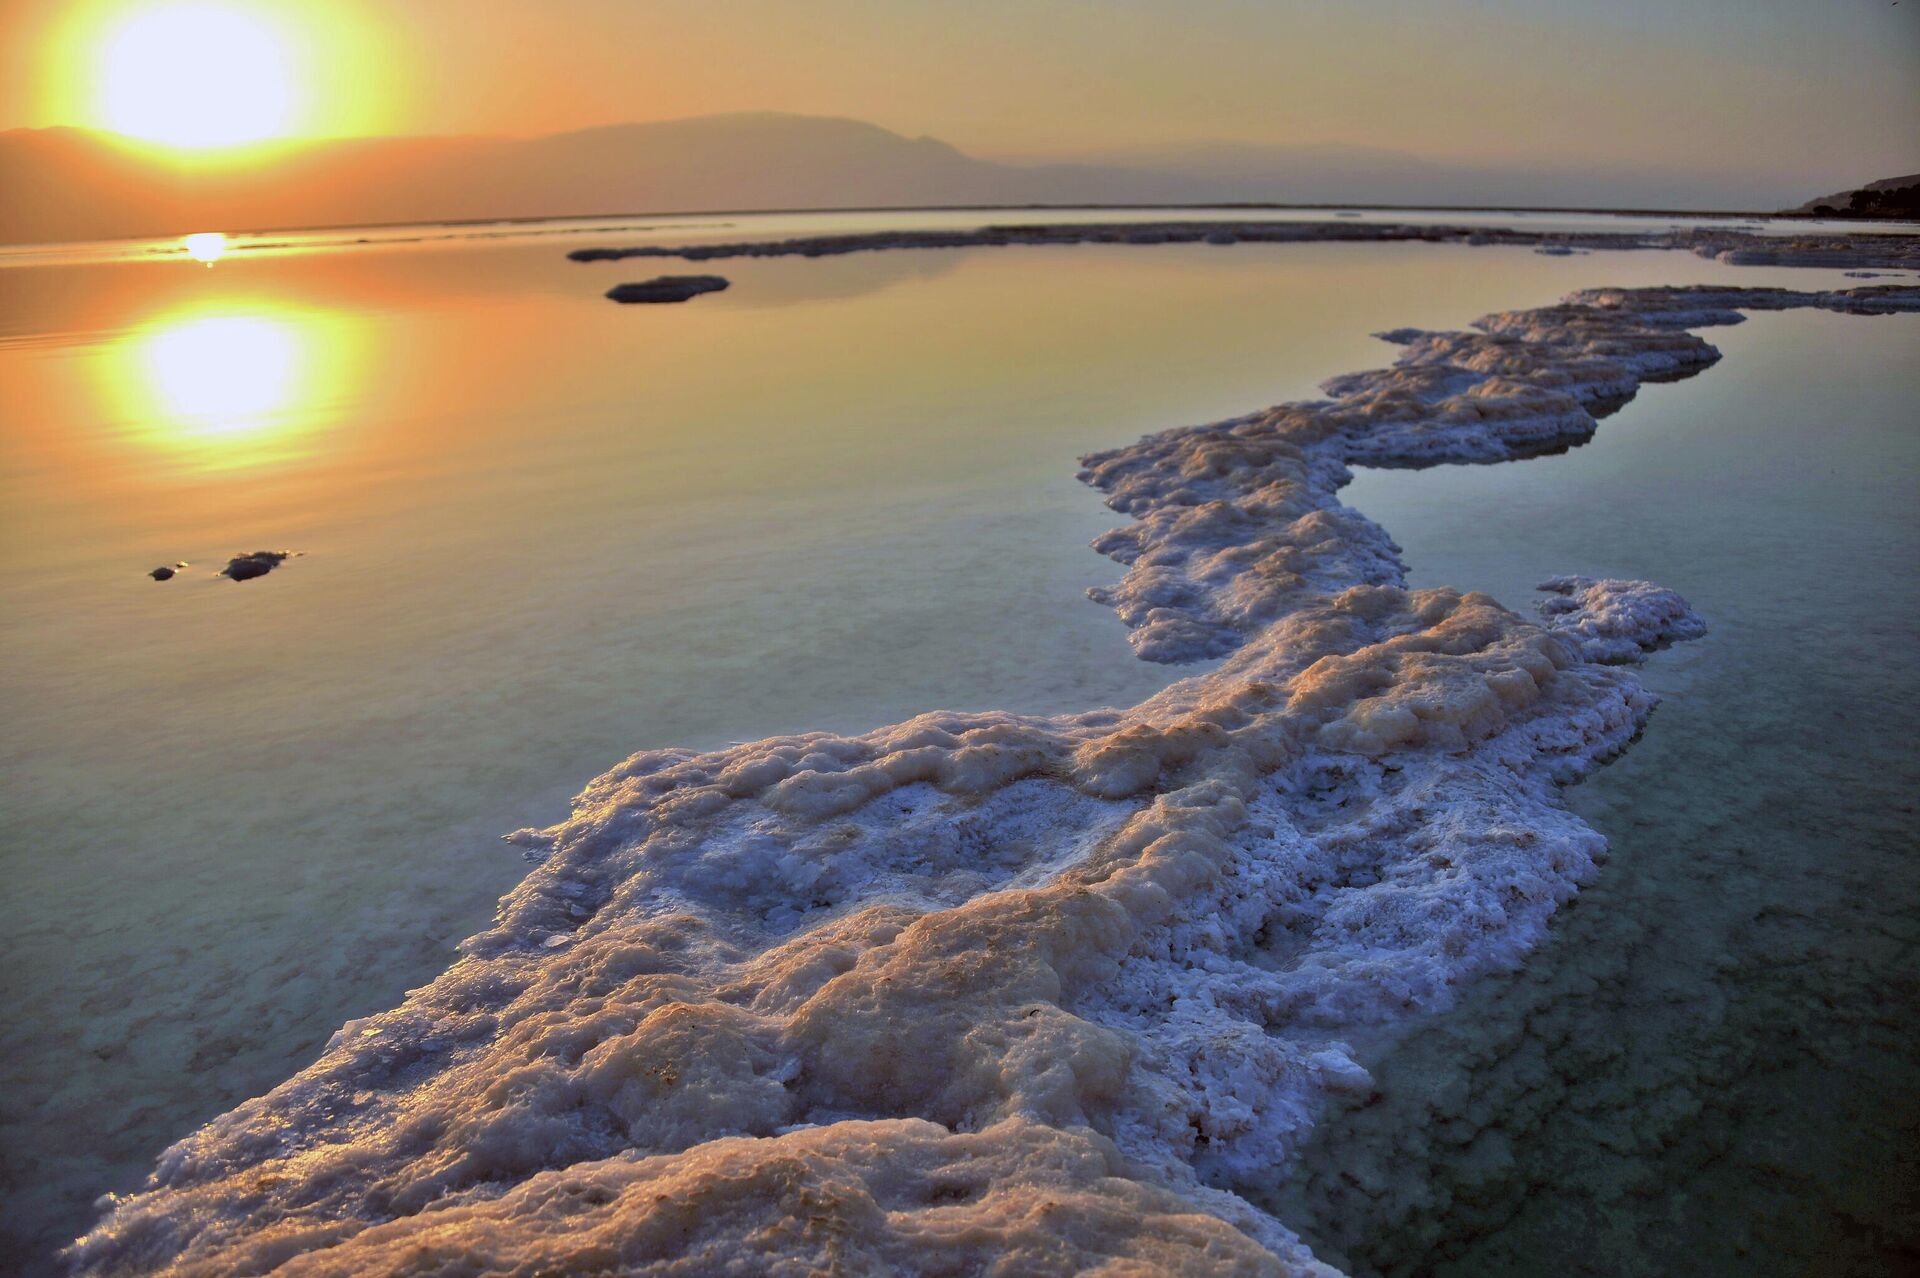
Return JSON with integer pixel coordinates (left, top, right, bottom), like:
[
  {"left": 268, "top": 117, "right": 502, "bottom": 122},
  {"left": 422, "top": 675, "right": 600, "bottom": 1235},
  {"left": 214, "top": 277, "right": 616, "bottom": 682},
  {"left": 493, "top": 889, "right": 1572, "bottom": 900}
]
[
  {"left": 0, "top": 112, "right": 1827, "bottom": 246},
  {"left": 1787, "top": 173, "right": 1920, "bottom": 220},
  {"left": 0, "top": 114, "right": 1159, "bottom": 245}
]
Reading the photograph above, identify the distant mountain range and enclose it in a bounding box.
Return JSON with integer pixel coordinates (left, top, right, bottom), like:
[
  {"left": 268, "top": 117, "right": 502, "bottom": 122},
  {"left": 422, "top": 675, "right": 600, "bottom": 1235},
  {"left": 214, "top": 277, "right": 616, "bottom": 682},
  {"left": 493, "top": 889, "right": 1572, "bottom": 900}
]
[
  {"left": 0, "top": 112, "right": 1859, "bottom": 245},
  {"left": 1786, "top": 173, "right": 1920, "bottom": 220}
]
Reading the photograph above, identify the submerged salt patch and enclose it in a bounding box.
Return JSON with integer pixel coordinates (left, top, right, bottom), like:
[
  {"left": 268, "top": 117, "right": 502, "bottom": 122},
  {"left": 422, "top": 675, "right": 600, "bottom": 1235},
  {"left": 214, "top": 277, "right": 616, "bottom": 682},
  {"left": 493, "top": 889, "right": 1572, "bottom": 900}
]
[{"left": 67, "top": 280, "right": 1920, "bottom": 1278}]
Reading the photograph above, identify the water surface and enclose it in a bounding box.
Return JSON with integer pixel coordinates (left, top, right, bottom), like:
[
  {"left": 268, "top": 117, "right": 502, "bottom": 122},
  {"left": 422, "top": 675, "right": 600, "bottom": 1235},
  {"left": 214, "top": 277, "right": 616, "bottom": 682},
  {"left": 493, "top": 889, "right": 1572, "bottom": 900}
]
[
  {"left": 0, "top": 217, "right": 1909, "bottom": 1271},
  {"left": 1280, "top": 309, "right": 1920, "bottom": 1276}
]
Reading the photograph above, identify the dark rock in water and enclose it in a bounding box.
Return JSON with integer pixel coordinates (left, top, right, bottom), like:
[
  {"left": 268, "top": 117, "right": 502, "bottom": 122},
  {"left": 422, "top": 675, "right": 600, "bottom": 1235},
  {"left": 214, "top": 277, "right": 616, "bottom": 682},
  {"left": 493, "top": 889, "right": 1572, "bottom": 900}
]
[
  {"left": 604, "top": 275, "right": 730, "bottom": 304},
  {"left": 1204, "top": 232, "right": 1237, "bottom": 246},
  {"left": 221, "top": 550, "right": 294, "bottom": 581},
  {"left": 150, "top": 565, "right": 176, "bottom": 581}
]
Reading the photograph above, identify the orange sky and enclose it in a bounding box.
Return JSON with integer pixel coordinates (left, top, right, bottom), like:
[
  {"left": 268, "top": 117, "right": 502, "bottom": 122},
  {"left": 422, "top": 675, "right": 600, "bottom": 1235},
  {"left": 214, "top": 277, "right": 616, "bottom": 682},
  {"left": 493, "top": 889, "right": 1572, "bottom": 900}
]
[{"left": 3, "top": 0, "right": 1916, "bottom": 179}]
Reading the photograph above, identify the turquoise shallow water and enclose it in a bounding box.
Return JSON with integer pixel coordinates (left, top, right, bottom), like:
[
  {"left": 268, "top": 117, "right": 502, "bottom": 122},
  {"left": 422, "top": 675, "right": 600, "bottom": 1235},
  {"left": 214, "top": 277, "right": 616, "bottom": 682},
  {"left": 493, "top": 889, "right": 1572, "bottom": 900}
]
[
  {"left": 1281, "top": 310, "right": 1920, "bottom": 1275},
  {"left": 0, "top": 215, "right": 1913, "bottom": 1272}
]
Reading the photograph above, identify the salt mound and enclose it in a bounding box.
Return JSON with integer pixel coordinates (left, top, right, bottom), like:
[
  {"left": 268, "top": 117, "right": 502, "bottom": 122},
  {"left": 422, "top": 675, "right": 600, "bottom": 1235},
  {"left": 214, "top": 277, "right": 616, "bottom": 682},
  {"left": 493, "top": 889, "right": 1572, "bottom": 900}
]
[
  {"left": 174, "top": 1118, "right": 1315, "bottom": 1278},
  {"left": 68, "top": 282, "right": 1920, "bottom": 1277},
  {"left": 1537, "top": 576, "right": 1709, "bottom": 664}
]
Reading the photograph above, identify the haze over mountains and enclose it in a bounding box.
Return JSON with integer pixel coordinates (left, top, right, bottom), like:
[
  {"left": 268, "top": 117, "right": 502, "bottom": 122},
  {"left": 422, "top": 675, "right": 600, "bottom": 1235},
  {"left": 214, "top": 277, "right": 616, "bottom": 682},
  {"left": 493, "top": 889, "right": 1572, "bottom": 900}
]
[{"left": 0, "top": 112, "right": 1852, "bottom": 245}]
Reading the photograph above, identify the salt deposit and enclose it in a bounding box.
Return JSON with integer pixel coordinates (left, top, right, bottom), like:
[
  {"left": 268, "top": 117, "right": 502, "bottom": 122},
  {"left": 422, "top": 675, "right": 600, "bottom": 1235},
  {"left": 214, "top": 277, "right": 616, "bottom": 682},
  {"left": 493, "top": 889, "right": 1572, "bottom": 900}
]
[
  {"left": 68, "top": 281, "right": 1920, "bottom": 1276},
  {"left": 567, "top": 220, "right": 1920, "bottom": 273},
  {"left": 604, "top": 275, "right": 730, "bottom": 304}
]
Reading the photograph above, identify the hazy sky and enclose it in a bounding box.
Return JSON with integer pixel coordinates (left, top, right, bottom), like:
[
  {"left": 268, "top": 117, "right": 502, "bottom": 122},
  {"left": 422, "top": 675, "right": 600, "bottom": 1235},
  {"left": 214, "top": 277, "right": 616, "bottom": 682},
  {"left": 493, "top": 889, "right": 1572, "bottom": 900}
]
[{"left": 5, "top": 0, "right": 1916, "bottom": 183}]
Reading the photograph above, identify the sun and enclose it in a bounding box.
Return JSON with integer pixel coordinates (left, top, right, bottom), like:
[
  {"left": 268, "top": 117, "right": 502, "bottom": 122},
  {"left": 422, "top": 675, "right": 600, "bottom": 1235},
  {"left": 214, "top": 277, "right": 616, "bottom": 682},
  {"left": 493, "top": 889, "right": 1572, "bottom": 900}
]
[{"left": 95, "top": 4, "right": 297, "bottom": 149}]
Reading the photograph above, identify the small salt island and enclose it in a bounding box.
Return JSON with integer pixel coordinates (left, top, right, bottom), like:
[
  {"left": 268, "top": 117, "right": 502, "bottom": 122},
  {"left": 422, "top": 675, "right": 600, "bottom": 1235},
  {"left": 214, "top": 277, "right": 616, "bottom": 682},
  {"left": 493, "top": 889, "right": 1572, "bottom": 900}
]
[{"left": 603, "top": 275, "right": 730, "bottom": 304}]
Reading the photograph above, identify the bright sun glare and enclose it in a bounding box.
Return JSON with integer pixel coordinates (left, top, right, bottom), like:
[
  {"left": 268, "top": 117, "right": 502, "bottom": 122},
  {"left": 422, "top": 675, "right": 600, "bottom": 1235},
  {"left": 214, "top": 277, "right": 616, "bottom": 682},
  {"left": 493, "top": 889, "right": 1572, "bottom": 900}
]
[
  {"left": 106, "top": 302, "right": 364, "bottom": 470},
  {"left": 182, "top": 231, "right": 229, "bottom": 263},
  {"left": 139, "top": 313, "right": 297, "bottom": 431},
  {"left": 96, "top": 4, "right": 295, "bottom": 148}
]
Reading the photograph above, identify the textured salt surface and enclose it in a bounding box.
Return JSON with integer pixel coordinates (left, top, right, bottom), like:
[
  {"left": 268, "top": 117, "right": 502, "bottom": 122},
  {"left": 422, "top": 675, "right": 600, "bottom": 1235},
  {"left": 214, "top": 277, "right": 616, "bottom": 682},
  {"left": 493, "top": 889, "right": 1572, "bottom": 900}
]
[
  {"left": 70, "top": 282, "right": 1920, "bottom": 1275},
  {"left": 1266, "top": 309, "right": 1920, "bottom": 1276}
]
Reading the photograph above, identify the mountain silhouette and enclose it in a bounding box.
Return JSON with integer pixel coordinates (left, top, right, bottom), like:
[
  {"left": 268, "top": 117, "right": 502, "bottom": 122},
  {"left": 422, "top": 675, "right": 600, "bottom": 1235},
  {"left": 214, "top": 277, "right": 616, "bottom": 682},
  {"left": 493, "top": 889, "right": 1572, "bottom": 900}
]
[{"left": 0, "top": 112, "right": 1818, "bottom": 245}]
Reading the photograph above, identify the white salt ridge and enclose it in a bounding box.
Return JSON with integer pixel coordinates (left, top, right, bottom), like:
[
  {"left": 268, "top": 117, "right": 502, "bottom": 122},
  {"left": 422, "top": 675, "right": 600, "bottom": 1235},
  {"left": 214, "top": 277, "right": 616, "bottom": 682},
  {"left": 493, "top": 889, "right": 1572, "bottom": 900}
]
[{"left": 69, "top": 281, "right": 1920, "bottom": 1277}]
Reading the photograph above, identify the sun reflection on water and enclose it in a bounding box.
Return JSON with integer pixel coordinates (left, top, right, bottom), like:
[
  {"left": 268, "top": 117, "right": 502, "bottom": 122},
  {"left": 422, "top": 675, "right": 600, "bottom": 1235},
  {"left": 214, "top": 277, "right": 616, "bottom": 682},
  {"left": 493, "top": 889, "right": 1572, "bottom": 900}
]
[
  {"left": 109, "top": 303, "right": 360, "bottom": 470},
  {"left": 140, "top": 314, "right": 295, "bottom": 427}
]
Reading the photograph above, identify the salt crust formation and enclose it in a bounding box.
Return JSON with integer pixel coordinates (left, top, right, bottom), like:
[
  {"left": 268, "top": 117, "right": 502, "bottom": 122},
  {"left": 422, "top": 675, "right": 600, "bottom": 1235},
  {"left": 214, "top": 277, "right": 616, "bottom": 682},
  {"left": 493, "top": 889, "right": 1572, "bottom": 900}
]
[
  {"left": 567, "top": 219, "right": 1920, "bottom": 273},
  {"left": 70, "top": 282, "right": 1920, "bottom": 1276}
]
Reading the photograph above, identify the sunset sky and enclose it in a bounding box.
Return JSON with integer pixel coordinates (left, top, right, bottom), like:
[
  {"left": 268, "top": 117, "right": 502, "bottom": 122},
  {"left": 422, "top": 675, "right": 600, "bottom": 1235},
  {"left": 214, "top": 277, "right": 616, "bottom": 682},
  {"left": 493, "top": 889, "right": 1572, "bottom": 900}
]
[{"left": 2, "top": 0, "right": 1916, "bottom": 181}]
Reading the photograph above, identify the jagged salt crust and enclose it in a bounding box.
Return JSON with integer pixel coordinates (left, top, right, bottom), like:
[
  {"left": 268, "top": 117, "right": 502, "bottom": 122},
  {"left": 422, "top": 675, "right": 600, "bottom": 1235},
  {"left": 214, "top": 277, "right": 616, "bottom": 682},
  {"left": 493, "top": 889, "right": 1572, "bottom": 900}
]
[
  {"left": 68, "top": 283, "right": 1920, "bottom": 1277},
  {"left": 1083, "top": 283, "right": 1913, "bottom": 664}
]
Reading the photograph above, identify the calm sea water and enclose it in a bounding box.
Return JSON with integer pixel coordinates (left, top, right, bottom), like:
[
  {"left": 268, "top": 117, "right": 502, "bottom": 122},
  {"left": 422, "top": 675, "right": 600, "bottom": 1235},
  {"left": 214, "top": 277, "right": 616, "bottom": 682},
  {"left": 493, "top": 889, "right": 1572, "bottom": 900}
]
[
  {"left": 0, "top": 210, "right": 1912, "bottom": 1272},
  {"left": 1276, "top": 308, "right": 1920, "bottom": 1277},
  {"left": 4, "top": 203, "right": 1915, "bottom": 271}
]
